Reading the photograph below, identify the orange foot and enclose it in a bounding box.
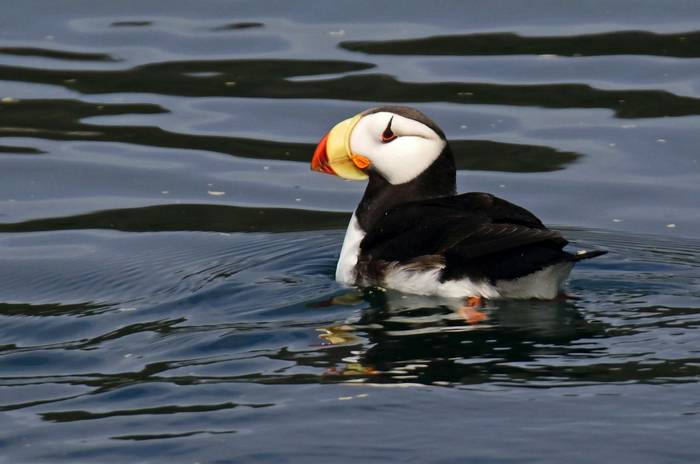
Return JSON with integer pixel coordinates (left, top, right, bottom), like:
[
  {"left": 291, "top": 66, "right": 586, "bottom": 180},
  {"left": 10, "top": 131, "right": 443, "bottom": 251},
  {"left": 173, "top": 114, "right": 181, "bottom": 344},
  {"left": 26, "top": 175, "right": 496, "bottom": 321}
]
[{"left": 457, "top": 296, "right": 488, "bottom": 325}]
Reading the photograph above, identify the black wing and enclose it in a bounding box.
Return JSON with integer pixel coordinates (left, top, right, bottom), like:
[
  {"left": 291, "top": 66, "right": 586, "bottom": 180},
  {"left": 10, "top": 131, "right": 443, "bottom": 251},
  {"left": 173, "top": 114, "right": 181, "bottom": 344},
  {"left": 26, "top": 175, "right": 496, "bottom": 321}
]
[{"left": 359, "top": 192, "right": 568, "bottom": 281}]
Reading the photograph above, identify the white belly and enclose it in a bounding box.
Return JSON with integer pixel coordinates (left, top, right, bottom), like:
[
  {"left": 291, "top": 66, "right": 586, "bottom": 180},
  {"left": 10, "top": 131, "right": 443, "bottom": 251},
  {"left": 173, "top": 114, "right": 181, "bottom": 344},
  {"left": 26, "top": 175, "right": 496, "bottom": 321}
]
[{"left": 383, "top": 261, "right": 574, "bottom": 300}]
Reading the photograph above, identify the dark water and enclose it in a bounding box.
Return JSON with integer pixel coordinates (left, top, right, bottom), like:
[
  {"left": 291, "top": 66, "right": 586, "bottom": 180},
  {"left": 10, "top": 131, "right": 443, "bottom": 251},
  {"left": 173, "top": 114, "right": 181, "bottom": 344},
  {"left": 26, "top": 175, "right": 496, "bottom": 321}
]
[{"left": 1, "top": 1, "right": 700, "bottom": 462}]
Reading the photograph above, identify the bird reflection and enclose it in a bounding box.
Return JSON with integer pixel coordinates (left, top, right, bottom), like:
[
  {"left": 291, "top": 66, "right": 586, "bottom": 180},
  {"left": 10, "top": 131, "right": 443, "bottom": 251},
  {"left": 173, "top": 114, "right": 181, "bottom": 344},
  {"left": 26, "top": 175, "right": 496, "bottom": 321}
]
[{"left": 308, "top": 288, "right": 606, "bottom": 385}]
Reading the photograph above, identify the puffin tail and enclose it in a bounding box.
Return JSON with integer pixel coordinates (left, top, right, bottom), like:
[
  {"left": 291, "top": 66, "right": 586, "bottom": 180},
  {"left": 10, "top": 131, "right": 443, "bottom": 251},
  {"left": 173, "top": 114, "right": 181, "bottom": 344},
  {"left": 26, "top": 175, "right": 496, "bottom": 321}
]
[{"left": 569, "top": 249, "right": 608, "bottom": 262}]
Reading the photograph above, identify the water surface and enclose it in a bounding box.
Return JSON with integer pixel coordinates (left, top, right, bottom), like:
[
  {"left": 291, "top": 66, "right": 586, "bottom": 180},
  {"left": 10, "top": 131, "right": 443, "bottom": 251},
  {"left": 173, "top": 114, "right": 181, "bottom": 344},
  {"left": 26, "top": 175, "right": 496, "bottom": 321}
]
[{"left": 1, "top": 1, "right": 699, "bottom": 463}]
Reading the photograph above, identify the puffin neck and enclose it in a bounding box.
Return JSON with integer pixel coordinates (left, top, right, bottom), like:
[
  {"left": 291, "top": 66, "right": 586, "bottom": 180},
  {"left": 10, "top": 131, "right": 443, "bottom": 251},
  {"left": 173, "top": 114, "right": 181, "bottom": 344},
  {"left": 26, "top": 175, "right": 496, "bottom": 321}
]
[{"left": 355, "top": 144, "right": 457, "bottom": 232}]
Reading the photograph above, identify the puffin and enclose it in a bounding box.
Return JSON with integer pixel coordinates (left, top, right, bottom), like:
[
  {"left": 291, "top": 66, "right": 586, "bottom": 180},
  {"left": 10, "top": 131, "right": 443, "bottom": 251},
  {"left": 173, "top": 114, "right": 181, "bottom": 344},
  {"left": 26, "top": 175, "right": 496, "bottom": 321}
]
[{"left": 311, "top": 106, "right": 605, "bottom": 319}]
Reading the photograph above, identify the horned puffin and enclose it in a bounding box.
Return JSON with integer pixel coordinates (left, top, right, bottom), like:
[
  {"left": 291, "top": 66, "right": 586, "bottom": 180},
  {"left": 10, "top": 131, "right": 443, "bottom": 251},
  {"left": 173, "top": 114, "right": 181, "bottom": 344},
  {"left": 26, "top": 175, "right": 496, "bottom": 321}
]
[{"left": 311, "top": 106, "right": 606, "bottom": 305}]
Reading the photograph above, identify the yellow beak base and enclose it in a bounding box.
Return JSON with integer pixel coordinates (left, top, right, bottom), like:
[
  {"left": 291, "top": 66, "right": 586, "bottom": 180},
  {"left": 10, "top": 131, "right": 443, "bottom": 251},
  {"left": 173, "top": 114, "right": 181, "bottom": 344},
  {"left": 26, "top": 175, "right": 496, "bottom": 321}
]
[{"left": 321, "top": 114, "right": 368, "bottom": 181}]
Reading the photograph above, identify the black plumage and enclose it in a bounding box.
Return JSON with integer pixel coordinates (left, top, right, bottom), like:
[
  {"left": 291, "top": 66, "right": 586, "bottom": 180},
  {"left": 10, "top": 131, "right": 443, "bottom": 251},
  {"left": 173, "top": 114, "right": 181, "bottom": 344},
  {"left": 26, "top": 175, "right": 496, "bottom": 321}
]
[
  {"left": 352, "top": 106, "right": 606, "bottom": 288},
  {"left": 357, "top": 192, "right": 581, "bottom": 284}
]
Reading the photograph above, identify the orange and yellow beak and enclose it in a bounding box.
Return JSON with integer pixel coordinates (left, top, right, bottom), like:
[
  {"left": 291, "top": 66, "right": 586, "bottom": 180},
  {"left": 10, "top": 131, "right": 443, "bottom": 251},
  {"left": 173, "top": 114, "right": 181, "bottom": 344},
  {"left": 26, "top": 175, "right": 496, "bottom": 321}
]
[{"left": 311, "top": 113, "right": 369, "bottom": 180}]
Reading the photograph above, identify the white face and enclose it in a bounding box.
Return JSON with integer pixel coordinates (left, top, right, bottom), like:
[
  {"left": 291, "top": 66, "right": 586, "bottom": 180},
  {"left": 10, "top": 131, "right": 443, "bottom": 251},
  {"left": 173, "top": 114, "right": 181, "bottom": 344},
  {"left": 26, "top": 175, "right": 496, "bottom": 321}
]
[{"left": 349, "top": 111, "right": 446, "bottom": 185}]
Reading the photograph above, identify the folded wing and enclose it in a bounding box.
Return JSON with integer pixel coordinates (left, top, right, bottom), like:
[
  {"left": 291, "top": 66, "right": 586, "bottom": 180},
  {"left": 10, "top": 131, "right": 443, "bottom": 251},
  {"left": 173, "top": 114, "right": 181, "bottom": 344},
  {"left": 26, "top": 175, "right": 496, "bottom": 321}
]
[{"left": 359, "top": 192, "right": 569, "bottom": 281}]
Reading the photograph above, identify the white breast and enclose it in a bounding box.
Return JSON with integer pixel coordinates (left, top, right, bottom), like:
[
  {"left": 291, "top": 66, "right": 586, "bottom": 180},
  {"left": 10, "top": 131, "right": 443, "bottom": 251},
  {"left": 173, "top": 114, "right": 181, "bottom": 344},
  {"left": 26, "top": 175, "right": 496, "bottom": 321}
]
[{"left": 335, "top": 213, "right": 365, "bottom": 285}]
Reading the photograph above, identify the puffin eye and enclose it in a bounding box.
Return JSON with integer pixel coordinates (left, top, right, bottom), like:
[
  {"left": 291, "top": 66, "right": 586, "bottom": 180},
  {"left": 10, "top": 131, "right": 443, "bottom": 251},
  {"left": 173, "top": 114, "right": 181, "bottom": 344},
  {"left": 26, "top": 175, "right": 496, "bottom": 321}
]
[{"left": 380, "top": 116, "right": 397, "bottom": 143}]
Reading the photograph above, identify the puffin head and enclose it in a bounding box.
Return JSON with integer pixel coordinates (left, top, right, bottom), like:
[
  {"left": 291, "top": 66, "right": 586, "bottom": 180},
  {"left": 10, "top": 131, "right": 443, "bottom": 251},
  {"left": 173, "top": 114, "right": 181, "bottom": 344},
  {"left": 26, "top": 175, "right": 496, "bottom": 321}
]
[{"left": 311, "top": 106, "right": 448, "bottom": 185}]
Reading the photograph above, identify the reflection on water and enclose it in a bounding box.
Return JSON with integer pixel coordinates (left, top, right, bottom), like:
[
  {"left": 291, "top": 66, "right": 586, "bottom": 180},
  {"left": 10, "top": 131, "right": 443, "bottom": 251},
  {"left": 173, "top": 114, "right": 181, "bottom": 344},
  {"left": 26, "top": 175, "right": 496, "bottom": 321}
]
[
  {"left": 310, "top": 291, "right": 604, "bottom": 386},
  {"left": 340, "top": 30, "right": 700, "bottom": 58},
  {"left": 0, "top": 47, "right": 118, "bottom": 62},
  {"left": 0, "top": 204, "right": 350, "bottom": 233},
  {"left": 3, "top": 59, "right": 699, "bottom": 118}
]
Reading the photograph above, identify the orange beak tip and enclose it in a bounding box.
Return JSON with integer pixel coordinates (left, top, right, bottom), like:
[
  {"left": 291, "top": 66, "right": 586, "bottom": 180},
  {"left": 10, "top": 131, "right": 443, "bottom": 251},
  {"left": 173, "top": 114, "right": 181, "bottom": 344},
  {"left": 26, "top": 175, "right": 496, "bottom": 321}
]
[{"left": 311, "top": 132, "right": 336, "bottom": 176}]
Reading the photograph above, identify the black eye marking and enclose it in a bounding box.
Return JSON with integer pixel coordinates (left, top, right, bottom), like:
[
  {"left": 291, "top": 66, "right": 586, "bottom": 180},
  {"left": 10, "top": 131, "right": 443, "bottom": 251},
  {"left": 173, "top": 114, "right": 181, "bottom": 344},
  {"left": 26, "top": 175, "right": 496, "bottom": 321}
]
[{"left": 381, "top": 116, "right": 397, "bottom": 143}]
